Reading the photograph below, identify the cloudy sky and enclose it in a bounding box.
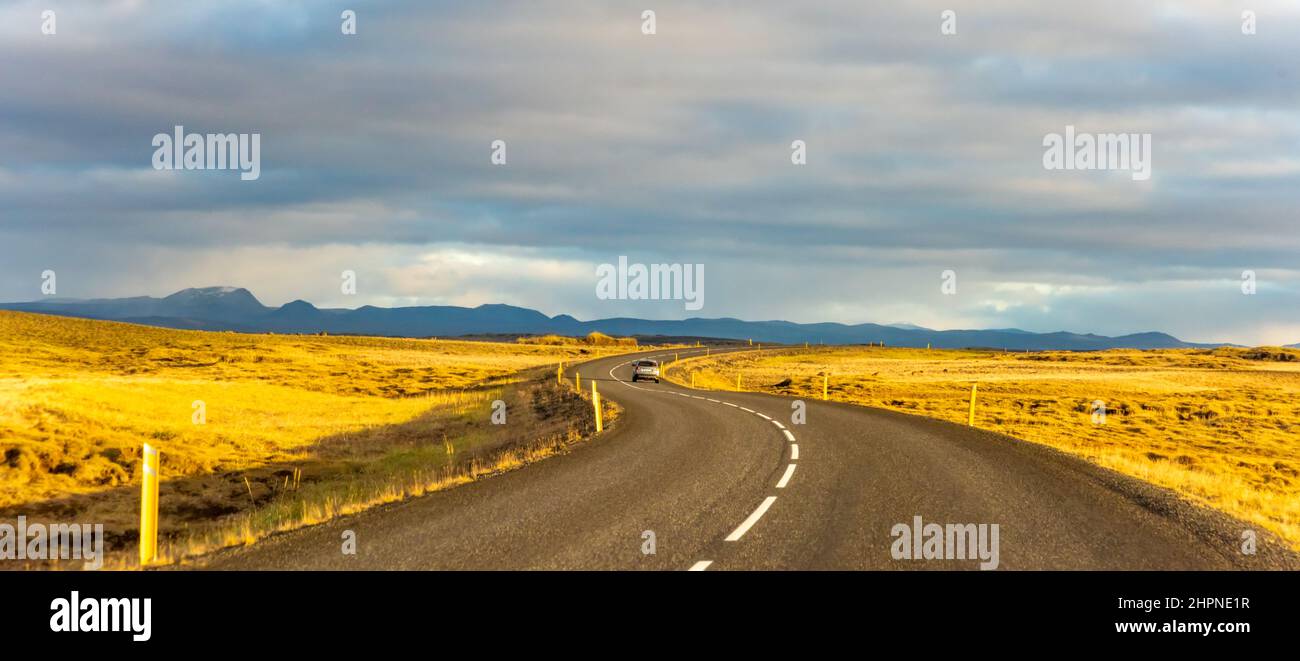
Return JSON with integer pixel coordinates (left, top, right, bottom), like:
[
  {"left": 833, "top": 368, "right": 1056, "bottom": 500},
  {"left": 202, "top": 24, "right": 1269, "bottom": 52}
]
[{"left": 2, "top": 0, "right": 1298, "bottom": 344}]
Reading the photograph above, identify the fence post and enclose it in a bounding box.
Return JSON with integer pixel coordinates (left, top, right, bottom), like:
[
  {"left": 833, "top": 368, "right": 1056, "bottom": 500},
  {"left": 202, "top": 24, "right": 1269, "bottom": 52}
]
[
  {"left": 968, "top": 383, "right": 978, "bottom": 426},
  {"left": 139, "top": 443, "right": 160, "bottom": 565},
  {"left": 592, "top": 381, "right": 602, "bottom": 433}
]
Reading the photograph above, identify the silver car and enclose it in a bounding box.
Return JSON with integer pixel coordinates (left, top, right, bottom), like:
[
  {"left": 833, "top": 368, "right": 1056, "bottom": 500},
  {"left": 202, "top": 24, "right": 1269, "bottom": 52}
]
[{"left": 631, "top": 359, "right": 661, "bottom": 383}]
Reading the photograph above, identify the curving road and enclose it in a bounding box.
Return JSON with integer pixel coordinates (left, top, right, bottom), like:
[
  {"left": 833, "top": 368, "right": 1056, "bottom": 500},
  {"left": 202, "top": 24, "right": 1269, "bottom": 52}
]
[{"left": 204, "top": 348, "right": 1298, "bottom": 570}]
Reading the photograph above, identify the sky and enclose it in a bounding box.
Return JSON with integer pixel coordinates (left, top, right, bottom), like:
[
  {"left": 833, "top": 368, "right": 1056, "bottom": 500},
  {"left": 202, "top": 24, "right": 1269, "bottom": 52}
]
[{"left": 1, "top": 0, "right": 1298, "bottom": 344}]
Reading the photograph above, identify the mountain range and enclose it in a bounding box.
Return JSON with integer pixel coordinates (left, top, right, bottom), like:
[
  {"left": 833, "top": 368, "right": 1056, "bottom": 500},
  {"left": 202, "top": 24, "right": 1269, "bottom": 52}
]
[{"left": 0, "top": 286, "right": 1239, "bottom": 350}]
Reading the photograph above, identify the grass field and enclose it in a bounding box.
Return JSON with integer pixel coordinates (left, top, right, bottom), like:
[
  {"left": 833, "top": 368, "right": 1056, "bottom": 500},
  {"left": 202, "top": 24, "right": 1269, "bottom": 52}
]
[
  {"left": 0, "top": 311, "right": 635, "bottom": 564},
  {"left": 667, "top": 345, "right": 1300, "bottom": 548}
]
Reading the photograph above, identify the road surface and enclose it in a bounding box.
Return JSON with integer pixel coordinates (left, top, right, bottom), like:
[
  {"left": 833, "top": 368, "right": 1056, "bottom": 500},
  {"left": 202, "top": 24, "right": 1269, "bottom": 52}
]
[{"left": 204, "top": 348, "right": 1298, "bottom": 570}]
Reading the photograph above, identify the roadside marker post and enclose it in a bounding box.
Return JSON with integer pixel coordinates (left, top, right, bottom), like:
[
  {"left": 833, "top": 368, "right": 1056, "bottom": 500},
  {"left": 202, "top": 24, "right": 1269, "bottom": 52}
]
[
  {"left": 736, "top": 372, "right": 741, "bottom": 391},
  {"left": 557, "top": 362, "right": 563, "bottom": 384},
  {"left": 139, "top": 443, "right": 160, "bottom": 566},
  {"left": 691, "top": 372, "right": 696, "bottom": 388},
  {"left": 823, "top": 374, "right": 828, "bottom": 401},
  {"left": 592, "top": 381, "right": 602, "bottom": 433},
  {"left": 968, "top": 383, "right": 978, "bottom": 426},
  {"left": 576, "top": 372, "right": 580, "bottom": 392}
]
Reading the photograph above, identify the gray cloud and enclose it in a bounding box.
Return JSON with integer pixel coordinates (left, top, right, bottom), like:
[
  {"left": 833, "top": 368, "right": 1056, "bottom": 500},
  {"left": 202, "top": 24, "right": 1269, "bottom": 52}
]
[{"left": 2, "top": 0, "right": 1299, "bottom": 344}]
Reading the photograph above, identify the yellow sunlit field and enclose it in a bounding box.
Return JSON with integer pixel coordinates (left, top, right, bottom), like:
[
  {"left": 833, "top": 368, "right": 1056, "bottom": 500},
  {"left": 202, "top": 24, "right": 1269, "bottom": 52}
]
[
  {"left": 0, "top": 311, "right": 634, "bottom": 563},
  {"left": 668, "top": 345, "right": 1300, "bottom": 548}
]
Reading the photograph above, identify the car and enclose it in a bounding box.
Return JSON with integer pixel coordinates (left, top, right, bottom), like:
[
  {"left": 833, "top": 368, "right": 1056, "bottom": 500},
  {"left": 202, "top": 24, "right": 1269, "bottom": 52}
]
[{"left": 631, "top": 359, "right": 661, "bottom": 383}]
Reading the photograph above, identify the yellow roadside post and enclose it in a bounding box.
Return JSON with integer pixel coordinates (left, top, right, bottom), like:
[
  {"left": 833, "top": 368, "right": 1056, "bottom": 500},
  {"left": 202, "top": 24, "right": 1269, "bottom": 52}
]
[
  {"left": 748, "top": 339, "right": 753, "bottom": 346},
  {"left": 557, "top": 362, "right": 563, "bottom": 384},
  {"left": 968, "top": 383, "right": 978, "bottom": 426},
  {"left": 706, "top": 347, "right": 710, "bottom": 356},
  {"left": 592, "top": 381, "right": 602, "bottom": 433},
  {"left": 736, "top": 372, "right": 741, "bottom": 391},
  {"left": 691, "top": 372, "right": 696, "bottom": 388},
  {"left": 575, "top": 372, "right": 581, "bottom": 392},
  {"left": 139, "top": 443, "right": 160, "bottom": 566},
  {"left": 823, "top": 374, "right": 828, "bottom": 401}
]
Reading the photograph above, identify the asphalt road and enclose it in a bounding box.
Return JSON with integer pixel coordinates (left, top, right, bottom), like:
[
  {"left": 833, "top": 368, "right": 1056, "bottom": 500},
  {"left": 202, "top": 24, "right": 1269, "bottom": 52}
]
[{"left": 204, "top": 348, "right": 1299, "bottom": 570}]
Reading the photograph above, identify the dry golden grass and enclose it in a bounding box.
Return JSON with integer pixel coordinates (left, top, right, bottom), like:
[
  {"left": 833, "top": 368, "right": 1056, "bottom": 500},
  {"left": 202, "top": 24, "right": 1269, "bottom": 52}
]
[
  {"left": 161, "top": 415, "right": 611, "bottom": 567},
  {"left": 0, "top": 312, "right": 634, "bottom": 533},
  {"left": 667, "top": 345, "right": 1300, "bottom": 548},
  {"left": 517, "top": 331, "right": 638, "bottom": 347}
]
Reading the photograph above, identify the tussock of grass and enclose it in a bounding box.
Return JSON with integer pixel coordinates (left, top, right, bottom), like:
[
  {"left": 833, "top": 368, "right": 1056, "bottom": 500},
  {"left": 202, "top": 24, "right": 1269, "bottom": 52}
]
[
  {"left": 517, "top": 331, "right": 638, "bottom": 347},
  {"left": 667, "top": 345, "right": 1300, "bottom": 549}
]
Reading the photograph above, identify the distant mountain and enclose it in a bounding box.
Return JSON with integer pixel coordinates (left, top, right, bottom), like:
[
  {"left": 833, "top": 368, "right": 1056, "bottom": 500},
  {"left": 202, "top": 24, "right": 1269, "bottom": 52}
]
[{"left": 0, "top": 287, "right": 1236, "bottom": 350}]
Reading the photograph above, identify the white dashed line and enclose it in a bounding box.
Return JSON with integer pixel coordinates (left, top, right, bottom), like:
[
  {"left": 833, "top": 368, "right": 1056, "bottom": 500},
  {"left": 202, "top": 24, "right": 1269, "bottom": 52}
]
[
  {"left": 776, "top": 464, "right": 797, "bottom": 489},
  {"left": 596, "top": 351, "right": 799, "bottom": 568},
  {"left": 725, "top": 496, "right": 778, "bottom": 541}
]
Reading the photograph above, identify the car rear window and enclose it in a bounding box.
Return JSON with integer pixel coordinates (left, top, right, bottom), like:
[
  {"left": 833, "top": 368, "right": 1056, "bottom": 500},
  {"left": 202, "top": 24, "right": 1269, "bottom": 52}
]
[{"left": 637, "top": 361, "right": 657, "bottom": 367}]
